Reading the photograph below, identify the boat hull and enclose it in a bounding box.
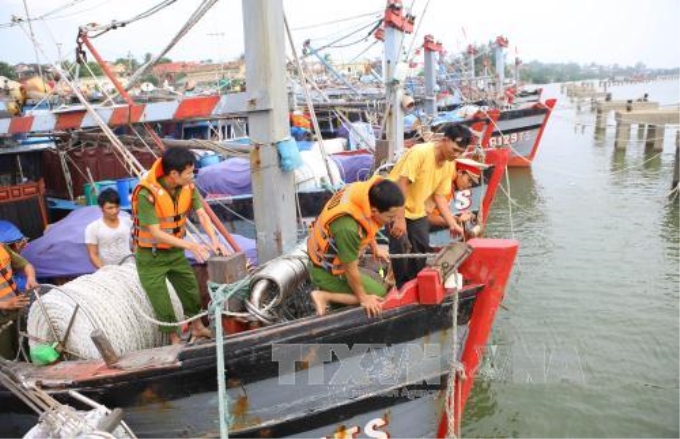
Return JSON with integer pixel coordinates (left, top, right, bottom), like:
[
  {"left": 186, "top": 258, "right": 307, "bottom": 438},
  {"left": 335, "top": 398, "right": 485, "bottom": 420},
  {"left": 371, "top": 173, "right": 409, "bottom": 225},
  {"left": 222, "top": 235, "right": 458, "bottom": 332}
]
[
  {"left": 0, "top": 239, "right": 517, "bottom": 438},
  {"left": 487, "top": 100, "right": 556, "bottom": 167}
]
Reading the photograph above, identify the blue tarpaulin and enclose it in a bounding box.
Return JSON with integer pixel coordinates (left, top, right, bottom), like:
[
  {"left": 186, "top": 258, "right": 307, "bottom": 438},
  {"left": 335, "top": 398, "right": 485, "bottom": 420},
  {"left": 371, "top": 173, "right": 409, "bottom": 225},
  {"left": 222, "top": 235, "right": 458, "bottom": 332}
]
[
  {"left": 0, "top": 220, "right": 25, "bottom": 244},
  {"left": 22, "top": 207, "right": 258, "bottom": 278}
]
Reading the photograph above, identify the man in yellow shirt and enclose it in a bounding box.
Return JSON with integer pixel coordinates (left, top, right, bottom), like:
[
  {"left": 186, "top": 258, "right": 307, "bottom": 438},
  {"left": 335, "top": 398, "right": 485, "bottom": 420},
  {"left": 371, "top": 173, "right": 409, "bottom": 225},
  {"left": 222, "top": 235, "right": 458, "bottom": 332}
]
[{"left": 388, "top": 123, "right": 473, "bottom": 286}]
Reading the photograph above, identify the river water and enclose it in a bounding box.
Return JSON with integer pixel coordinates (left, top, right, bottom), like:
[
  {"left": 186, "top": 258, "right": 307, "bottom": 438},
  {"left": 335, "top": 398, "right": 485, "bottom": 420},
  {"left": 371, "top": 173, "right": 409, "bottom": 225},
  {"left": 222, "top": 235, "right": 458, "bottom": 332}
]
[{"left": 463, "top": 81, "right": 679, "bottom": 438}]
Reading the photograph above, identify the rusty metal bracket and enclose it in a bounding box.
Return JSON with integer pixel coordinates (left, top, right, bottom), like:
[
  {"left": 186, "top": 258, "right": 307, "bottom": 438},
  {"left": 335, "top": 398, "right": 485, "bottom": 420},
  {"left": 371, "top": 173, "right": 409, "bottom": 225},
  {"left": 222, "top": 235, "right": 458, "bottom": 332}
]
[{"left": 431, "top": 242, "right": 473, "bottom": 280}]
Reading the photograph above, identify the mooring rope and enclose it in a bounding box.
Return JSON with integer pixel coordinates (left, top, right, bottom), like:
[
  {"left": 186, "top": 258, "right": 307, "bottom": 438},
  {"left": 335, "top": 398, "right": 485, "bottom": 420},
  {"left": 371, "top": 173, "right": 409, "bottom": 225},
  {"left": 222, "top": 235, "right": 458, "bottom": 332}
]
[{"left": 444, "top": 279, "right": 466, "bottom": 439}]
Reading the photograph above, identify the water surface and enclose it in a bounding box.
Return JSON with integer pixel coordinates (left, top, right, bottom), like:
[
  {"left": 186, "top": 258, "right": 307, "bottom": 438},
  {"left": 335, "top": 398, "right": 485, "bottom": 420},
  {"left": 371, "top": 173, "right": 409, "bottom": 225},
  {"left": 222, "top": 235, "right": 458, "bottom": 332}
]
[{"left": 464, "top": 81, "right": 679, "bottom": 438}]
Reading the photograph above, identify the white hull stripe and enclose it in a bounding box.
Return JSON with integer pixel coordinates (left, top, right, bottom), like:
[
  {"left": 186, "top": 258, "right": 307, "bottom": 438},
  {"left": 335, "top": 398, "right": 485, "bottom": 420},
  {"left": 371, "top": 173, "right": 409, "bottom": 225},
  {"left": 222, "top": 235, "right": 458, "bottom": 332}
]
[{"left": 0, "top": 95, "right": 231, "bottom": 136}]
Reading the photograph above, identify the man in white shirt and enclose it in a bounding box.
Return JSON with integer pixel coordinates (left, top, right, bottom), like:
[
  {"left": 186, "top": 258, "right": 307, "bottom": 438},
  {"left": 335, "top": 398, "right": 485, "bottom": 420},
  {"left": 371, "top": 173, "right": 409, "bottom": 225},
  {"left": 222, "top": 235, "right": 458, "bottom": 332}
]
[{"left": 84, "top": 188, "right": 133, "bottom": 269}]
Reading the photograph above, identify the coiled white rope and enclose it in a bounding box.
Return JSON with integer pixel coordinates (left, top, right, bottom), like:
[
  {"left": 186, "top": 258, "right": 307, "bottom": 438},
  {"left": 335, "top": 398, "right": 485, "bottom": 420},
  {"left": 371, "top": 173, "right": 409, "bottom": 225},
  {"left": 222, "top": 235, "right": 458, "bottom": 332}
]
[{"left": 27, "top": 262, "right": 184, "bottom": 360}]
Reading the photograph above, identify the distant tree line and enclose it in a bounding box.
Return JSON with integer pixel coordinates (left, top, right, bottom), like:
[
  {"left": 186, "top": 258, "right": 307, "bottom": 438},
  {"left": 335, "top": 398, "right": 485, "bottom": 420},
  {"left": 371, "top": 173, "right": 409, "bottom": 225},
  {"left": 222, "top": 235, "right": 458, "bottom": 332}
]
[
  {"left": 519, "top": 61, "right": 679, "bottom": 84},
  {"left": 0, "top": 52, "right": 173, "bottom": 85},
  {"left": 443, "top": 42, "right": 679, "bottom": 84},
  {"left": 0, "top": 61, "right": 17, "bottom": 79}
]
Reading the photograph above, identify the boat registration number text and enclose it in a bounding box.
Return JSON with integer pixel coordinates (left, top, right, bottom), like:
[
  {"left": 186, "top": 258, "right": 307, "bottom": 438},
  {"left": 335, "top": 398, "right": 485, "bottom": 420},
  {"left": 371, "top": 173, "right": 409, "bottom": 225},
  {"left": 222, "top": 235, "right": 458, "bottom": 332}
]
[{"left": 488, "top": 131, "right": 532, "bottom": 147}]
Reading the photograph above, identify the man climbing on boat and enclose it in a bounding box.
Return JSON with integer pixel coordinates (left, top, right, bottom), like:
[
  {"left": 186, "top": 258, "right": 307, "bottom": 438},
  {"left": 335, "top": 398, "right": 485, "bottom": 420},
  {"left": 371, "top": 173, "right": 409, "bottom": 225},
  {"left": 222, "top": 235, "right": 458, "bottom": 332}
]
[
  {"left": 132, "top": 147, "right": 228, "bottom": 345},
  {"left": 307, "top": 177, "right": 404, "bottom": 317},
  {"left": 0, "top": 240, "right": 38, "bottom": 359},
  {"left": 388, "top": 123, "right": 473, "bottom": 287},
  {"left": 427, "top": 157, "right": 489, "bottom": 230}
]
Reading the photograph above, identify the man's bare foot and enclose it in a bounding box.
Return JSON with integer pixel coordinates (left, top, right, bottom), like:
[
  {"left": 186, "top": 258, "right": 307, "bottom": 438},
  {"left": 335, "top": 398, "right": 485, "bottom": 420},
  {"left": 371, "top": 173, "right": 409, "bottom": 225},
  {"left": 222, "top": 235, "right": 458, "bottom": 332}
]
[
  {"left": 311, "top": 290, "right": 327, "bottom": 316},
  {"left": 168, "top": 332, "right": 183, "bottom": 345},
  {"left": 191, "top": 321, "right": 213, "bottom": 339}
]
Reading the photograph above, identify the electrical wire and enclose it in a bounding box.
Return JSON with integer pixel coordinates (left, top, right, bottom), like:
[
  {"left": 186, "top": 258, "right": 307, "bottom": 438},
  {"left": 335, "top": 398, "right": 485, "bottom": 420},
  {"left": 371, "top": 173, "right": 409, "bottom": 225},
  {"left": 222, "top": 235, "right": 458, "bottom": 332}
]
[
  {"left": 124, "top": 0, "right": 219, "bottom": 90},
  {"left": 306, "top": 18, "right": 382, "bottom": 55},
  {"left": 290, "top": 10, "right": 382, "bottom": 31},
  {"left": 86, "top": 0, "right": 178, "bottom": 37}
]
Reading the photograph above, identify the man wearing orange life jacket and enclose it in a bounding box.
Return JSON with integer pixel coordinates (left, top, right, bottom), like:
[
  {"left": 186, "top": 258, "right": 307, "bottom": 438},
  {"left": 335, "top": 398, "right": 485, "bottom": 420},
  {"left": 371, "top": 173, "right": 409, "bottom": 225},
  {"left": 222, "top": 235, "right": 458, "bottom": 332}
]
[
  {"left": 0, "top": 242, "right": 38, "bottom": 358},
  {"left": 307, "top": 177, "right": 404, "bottom": 317},
  {"left": 132, "top": 147, "right": 228, "bottom": 345}
]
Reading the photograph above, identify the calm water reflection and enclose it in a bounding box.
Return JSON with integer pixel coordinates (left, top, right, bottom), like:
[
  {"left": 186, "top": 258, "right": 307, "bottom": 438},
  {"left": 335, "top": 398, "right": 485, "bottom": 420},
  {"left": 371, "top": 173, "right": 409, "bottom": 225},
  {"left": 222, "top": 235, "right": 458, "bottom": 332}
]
[{"left": 464, "top": 81, "right": 679, "bottom": 438}]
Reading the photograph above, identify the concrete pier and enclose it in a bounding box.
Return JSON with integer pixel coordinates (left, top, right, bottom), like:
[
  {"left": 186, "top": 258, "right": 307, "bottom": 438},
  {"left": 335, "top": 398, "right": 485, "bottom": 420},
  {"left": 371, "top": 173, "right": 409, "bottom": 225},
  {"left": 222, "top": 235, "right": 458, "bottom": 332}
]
[
  {"left": 595, "top": 100, "right": 659, "bottom": 129},
  {"left": 614, "top": 108, "right": 680, "bottom": 150},
  {"left": 599, "top": 74, "right": 679, "bottom": 89},
  {"left": 565, "top": 84, "right": 606, "bottom": 99},
  {"left": 563, "top": 83, "right": 610, "bottom": 112}
]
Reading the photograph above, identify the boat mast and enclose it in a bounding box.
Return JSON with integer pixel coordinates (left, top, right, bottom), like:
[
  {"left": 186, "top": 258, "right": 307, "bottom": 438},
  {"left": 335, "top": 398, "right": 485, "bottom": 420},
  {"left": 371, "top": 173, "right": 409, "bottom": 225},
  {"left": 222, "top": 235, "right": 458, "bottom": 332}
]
[
  {"left": 514, "top": 52, "right": 521, "bottom": 89},
  {"left": 243, "top": 0, "right": 297, "bottom": 263},
  {"left": 302, "top": 41, "right": 361, "bottom": 96},
  {"left": 494, "top": 35, "right": 508, "bottom": 97},
  {"left": 467, "top": 44, "right": 476, "bottom": 82},
  {"left": 423, "top": 34, "right": 442, "bottom": 117},
  {"left": 382, "top": 0, "right": 413, "bottom": 159}
]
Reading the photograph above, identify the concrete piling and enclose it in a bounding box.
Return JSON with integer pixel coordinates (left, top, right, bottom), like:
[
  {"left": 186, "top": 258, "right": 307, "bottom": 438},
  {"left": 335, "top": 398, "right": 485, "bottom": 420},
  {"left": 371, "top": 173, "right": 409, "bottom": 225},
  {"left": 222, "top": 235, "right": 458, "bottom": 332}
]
[
  {"left": 594, "top": 101, "right": 659, "bottom": 130},
  {"left": 614, "top": 108, "right": 680, "bottom": 150},
  {"left": 646, "top": 125, "right": 666, "bottom": 151},
  {"left": 615, "top": 118, "right": 631, "bottom": 149}
]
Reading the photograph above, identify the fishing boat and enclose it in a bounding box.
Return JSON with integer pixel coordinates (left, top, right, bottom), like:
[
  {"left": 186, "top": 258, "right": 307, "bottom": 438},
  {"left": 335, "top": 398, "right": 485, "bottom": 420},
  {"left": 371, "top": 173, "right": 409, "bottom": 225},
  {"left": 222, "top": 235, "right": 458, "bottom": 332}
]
[
  {"left": 3, "top": 100, "right": 509, "bottom": 236},
  {"left": 0, "top": 2, "right": 518, "bottom": 437},
  {"left": 0, "top": 237, "right": 517, "bottom": 438},
  {"left": 430, "top": 34, "right": 557, "bottom": 167},
  {"left": 486, "top": 98, "right": 557, "bottom": 167},
  {"left": 433, "top": 96, "right": 556, "bottom": 168}
]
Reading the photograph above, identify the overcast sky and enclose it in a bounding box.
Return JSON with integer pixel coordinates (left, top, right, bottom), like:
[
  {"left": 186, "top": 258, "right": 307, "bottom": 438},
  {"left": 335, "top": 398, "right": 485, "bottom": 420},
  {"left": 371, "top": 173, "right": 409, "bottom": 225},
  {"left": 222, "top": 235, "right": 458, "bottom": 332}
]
[{"left": 1, "top": 0, "right": 678, "bottom": 69}]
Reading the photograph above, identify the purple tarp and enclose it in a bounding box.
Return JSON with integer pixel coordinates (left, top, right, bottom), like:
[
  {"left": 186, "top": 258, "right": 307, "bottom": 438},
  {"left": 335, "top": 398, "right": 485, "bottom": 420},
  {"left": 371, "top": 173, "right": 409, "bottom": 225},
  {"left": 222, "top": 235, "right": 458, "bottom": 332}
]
[
  {"left": 196, "top": 157, "right": 252, "bottom": 197},
  {"left": 23, "top": 206, "right": 257, "bottom": 278},
  {"left": 331, "top": 153, "right": 374, "bottom": 183},
  {"left": 23, "top": 207, "right": 106, "bottom": 277},
  {"left": 195, "top": 153, "right": 374, "bottom": 196}
]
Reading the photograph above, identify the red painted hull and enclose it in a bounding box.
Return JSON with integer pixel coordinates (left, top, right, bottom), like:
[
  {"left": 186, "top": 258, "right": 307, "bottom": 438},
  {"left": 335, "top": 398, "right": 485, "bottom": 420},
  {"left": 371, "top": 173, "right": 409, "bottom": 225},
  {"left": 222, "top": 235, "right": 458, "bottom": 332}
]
[
  {"left": 436, "top": 238, "right": 518, "bottom": 436},
  {"left": 501, "top": 99, "right": 557, "bottom": 167},
  {"left": 478, "top": 148, "right": 510, "bottom": 225}
]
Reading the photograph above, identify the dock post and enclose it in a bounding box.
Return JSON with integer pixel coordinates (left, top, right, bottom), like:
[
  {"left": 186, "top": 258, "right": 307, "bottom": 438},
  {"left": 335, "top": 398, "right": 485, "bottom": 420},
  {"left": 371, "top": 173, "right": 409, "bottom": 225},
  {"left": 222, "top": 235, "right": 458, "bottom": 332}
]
[
  {"left": 614, "top": 113, "right": 631, "bottom": 150},
  {"left": 646, "top": 125, "right": 666, "bottom": 151},
  {"left": 595, "top": 108, "right": 607, "bottom": 130}
]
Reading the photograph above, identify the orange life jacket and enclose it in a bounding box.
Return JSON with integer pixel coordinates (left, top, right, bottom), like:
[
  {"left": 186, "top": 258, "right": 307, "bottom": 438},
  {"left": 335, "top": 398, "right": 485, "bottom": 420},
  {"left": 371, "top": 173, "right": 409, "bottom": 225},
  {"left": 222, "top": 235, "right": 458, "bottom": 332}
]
[
  {"left": 307, "top": 176, "right": 382, "bottom": 275},
  {"left": 504, "top": 86, "right": 517, "bottom": 105},
  {"left": 291, "top": 113, "right": 311, "bottom": 130},
  {"left": 131, "top": 159, "right": 194, "bottom": 250},
  {"left": 0, "top": 245, "right": 18, "bottom": 302},
  {"left": 429, "top": 170, "right": 458, "bottom": 218}
]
